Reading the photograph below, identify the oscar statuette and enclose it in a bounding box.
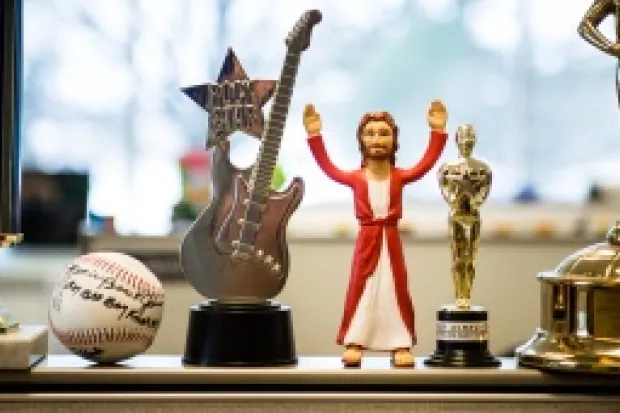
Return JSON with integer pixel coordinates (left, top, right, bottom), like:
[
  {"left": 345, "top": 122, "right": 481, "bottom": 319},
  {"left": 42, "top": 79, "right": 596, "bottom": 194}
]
[{"left": 424, "top": 124, "right": 500, "bottom": 368}]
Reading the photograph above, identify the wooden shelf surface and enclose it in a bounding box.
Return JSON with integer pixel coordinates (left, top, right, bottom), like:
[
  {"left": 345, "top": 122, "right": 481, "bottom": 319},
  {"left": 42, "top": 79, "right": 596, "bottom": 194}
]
[{"left": 1, "top": 355, "right": 620, "bottom": 389}]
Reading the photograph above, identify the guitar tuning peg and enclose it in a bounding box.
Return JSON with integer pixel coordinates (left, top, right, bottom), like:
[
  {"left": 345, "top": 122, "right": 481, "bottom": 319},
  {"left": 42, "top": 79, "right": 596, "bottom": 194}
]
[
  {"left": 272, "top": 263, "right": 281, "bottom": 273},
  {"left": 256, "top": 249, "right": 264, "bottom": 257},
  {"left": 265, "top": 255, "right": 273, "bottom": 264}
]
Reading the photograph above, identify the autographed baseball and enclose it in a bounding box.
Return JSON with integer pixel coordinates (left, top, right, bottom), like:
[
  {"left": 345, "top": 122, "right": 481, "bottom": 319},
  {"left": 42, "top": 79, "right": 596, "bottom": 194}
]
[{"left": 49, "top": 252, "right": 165, "bottom": 363}]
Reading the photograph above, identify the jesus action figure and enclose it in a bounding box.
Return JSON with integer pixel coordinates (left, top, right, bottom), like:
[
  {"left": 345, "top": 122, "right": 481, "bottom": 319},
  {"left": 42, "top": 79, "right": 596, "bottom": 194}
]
[{"left": 303, "top": 101, "right": 448, "bottom": 367}]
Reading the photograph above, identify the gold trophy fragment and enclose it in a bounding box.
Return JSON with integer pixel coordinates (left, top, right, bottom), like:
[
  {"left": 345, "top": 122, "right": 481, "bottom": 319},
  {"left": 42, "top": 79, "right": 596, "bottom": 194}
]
[
  {"left": 0, "top": 235, "right": 21, "bottom": 334},
  {"left": 578, "top": 0, "right": 620, "bottom": 107},
  {"left": 425, "top": 124, "right": 500, "bottom": 368}
]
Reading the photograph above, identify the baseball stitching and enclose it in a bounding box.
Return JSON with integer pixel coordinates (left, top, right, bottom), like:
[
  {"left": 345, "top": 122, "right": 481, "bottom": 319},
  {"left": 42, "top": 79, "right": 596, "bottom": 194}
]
[
  {"left": 75, "top": 254, "right": 164, "bottom": 298},
  {"left": 49, "top": 318, "right": 155, "bottom": 346}
]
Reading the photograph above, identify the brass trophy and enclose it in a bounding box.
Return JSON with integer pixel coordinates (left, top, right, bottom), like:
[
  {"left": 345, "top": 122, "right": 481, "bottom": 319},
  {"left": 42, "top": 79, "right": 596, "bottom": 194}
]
[
  {"left": 0, "top": 0, "right": 48, "bottom": 369},
  {"left": 425, "top": 124, "right": 500, "bottom": 368},
  {"left": 517, "top": 2, "right": 620, "bottom": 374},
  {"left": 516, "top": 222, "right": 620, "bottom": 373}
]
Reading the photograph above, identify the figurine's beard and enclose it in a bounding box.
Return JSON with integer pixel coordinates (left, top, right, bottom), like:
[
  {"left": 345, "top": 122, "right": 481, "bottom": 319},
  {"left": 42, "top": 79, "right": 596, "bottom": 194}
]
[{"left": 363, "top": 146, "right": 392, "bottom": 161}]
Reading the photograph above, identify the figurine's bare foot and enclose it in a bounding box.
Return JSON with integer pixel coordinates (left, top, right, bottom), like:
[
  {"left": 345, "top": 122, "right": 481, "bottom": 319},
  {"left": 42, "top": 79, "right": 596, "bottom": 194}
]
[
  {"left": 391, "top": 348, "right": 414, "bottom": 368},
  {"left": 342, "top": 345, "right": 363, "bottom": 367}
]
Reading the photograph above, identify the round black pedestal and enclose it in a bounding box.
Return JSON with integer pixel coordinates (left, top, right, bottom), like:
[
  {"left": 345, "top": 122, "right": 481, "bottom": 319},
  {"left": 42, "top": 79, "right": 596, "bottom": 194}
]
[
  {"left": 425, "top": 306, "right": 500, "bottom": 368},
  {"left": 182, "top": 300, "right": 297, "bottom": 366}
]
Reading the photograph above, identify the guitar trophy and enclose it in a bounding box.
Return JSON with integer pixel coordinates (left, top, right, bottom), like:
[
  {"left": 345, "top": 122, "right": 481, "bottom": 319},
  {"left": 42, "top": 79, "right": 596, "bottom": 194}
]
[
  {"left": 179, "top": 10, "right": 322, "bottom": 366},
  {"left": 578, "top": 1, "right": 620, "bottom": 108},
  {"left": 425, "top": 124, "right": 500, "bottom": 368},
  {"left": 0, "top": 0, "right": 48, "bottom": 369}
]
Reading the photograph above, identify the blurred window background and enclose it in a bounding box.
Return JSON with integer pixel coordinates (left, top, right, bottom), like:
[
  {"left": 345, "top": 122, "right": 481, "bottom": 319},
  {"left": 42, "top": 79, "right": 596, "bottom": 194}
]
[{"left": 21, "top": 0, "right": 620, "bottom": 236}]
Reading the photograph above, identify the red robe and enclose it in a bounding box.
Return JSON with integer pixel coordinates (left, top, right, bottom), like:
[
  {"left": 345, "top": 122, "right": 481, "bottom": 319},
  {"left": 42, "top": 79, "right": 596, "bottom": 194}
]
[{"left": 307, "top": 131, "right": 448, "bottom": 346}]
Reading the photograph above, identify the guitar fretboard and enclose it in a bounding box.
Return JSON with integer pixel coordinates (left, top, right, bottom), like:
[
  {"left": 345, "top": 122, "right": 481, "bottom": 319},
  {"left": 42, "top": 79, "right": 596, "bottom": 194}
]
[{"left": 249, "top": 50, "right": 301, "bottom": 196}]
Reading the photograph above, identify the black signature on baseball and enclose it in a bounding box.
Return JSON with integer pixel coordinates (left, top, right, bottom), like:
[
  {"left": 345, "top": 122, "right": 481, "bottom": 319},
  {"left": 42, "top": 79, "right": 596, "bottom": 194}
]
[
  {"left": 59, "top": 264, "right": 162, "bottom": 329},
  {"left": 71, "top": 346, "right": 104, "bottom": 361}
]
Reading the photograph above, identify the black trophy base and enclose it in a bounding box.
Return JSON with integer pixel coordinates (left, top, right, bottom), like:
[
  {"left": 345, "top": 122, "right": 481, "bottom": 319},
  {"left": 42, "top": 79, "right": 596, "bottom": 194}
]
[
  {"left": 182, "top": 299, "right": 297, "bottom": 367},
  {"left": 425, "top": 305, "right": 501, "bottom": 368}
]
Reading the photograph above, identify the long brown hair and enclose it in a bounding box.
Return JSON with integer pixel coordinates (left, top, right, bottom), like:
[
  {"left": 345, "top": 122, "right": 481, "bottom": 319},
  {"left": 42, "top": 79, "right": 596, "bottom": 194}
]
[{"left": 356, "top": 111, "right": 399, "bottom": 167}]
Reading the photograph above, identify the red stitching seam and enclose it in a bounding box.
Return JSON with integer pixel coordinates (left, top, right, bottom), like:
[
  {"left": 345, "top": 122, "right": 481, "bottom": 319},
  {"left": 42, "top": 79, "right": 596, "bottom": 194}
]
[
  {"left": 75, "top": 254, "right": 164, "bottom": 298},
  {"left": 49, "top": 318, "right": 155, "bottom": 346}
]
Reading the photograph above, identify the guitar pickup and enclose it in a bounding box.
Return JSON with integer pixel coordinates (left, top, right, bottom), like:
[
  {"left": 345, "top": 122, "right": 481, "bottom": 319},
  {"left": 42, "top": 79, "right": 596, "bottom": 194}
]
[
  {"left": 242, "top": 198, "right": 267, "bottom": 211},
  {"left": 238, "top": 218, "right": 261, "bottom": 230}
]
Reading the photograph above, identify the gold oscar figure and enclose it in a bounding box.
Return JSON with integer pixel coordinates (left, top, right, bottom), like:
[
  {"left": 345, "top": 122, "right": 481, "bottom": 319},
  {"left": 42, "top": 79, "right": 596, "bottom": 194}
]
[
  {"left": 438, "top": 124, "right": 491, "bottom": 310},
  {"left": 425, "top": 124, "right": 499, "bottom": 368}
]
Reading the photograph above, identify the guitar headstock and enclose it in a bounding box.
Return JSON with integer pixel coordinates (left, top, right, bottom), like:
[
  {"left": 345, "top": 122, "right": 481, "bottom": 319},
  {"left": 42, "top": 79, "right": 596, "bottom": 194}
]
[{"left": 285, "top": 9, "right": 322, "bottom": 52}]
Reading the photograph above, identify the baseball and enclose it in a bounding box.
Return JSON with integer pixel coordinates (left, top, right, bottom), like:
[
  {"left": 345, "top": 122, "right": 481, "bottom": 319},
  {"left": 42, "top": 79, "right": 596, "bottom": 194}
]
[{"left": 49, "top": 252, "right": 165, "bottom": 363}]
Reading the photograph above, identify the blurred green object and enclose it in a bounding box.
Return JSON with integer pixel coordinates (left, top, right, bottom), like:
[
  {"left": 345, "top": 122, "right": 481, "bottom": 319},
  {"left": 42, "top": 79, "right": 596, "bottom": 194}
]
[
  {"left": 173, "top": 164, "right": 285, "bottom": 223},
  {"left": 272, "top": 164, "right": 286, "bottom": 190},
  {"left": 173, "top": 201, "right": 199, "bottom": 221},
  {"left": 0, "top": 301, "right": 18, "bottom": 333}
]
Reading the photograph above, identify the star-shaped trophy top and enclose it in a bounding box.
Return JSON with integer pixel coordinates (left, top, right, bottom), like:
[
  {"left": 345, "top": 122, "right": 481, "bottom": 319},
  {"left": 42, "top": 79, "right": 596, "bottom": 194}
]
[{"left": 181, "top": 48, "right": 277, "bottom": 148}]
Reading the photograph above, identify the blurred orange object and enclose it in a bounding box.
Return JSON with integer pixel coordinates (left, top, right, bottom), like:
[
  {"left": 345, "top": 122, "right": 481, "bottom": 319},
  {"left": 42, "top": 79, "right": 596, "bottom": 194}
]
[
  {"left": 493, "top": 221, "right": 514, "bottom": 238},
  {"left": 179, "top": 149, "right": 212, "bottom": 209},
  {"left": 535, "top": 220, "right": 556, "bottom": 238}
]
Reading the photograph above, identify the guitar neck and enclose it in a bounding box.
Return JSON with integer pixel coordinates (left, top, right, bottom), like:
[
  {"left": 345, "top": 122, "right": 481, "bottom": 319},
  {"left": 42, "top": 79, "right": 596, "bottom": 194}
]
[{"left": 250, "top": 50, "right": 301, "bottom": 196}]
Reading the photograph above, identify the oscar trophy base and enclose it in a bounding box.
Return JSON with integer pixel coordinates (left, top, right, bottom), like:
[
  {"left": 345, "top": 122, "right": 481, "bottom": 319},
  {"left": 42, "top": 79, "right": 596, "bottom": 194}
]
[
  {"left": 0, "top": 325, "right": 48, "bottom": 370},
  {"left": 425, "top": 305, "right": 500, "bottom": 368},
  {"left": 182, "top": 300, "right": 296, "bottom": 367}
]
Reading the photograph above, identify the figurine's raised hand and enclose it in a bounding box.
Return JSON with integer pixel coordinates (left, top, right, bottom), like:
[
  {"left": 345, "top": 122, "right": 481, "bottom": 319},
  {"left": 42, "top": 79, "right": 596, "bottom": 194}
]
[
  {"left": 427, "top": 99, "right": 447, "bottom": 132},
  {"left": 303, "top": 103, "right": 322, "bottom": 136}
]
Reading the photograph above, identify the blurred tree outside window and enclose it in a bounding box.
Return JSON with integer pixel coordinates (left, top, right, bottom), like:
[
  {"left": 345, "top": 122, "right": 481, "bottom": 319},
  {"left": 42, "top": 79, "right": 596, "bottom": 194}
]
[{"left": 22, "top": 0, "right": 620, "bottom": 235}]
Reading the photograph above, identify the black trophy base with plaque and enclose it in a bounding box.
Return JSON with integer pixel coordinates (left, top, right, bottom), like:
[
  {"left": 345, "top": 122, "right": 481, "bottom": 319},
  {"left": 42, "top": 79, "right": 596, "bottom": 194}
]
[
  {"left": 182, "top": 299, "right": 297, "bottom": 366},
  {"left": 425, "top": 305, "right": 500, "bottom": 368}
]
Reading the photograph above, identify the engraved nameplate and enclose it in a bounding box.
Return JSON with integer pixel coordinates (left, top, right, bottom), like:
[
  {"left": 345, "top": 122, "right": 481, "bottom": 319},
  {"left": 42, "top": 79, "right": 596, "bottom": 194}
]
[
  {"left": 436, "top": 321, "right": 488, "bottom": 341},
  {"left": 592, "top": 288, "right": 620, "bottom": 339}
]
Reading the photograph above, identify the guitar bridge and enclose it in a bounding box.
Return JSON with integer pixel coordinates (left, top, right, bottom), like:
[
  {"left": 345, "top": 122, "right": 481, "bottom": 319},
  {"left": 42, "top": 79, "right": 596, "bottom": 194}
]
[
  {"left": 237, "top": 218, "right": 261, "bottom": 230},
  {"left": 231, "top": 241, "right": 255, "bottom": 260},
  {"left": 231, "top": 249, "right": 252, "bottom": 260}
]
